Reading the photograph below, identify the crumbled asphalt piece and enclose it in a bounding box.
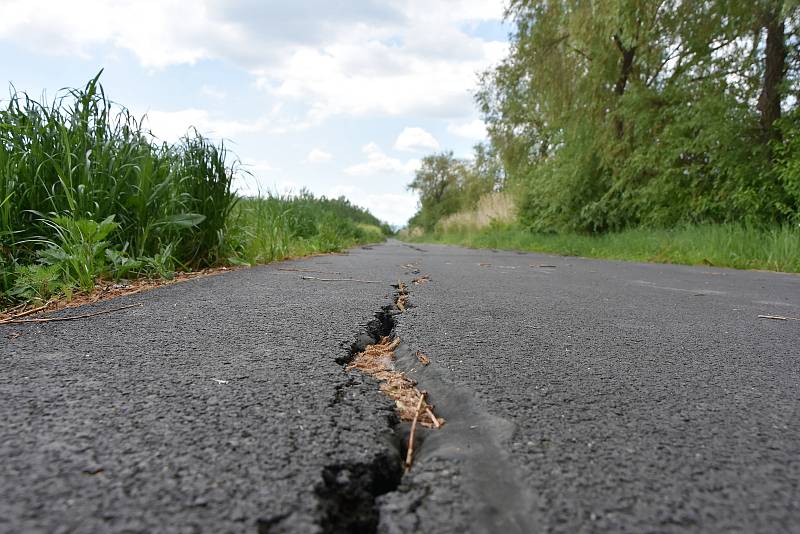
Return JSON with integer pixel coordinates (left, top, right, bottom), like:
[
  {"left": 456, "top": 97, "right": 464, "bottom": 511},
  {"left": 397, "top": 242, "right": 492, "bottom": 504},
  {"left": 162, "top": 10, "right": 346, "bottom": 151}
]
[{"left": 2, "top": 240, "right": 799, "bottom": 533}]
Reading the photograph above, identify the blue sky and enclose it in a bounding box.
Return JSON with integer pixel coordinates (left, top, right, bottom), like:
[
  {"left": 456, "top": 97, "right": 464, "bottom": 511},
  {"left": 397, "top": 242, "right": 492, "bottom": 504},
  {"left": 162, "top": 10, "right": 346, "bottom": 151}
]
[{"left": 0, "top": 0, "right": 509, "bottom": 226}]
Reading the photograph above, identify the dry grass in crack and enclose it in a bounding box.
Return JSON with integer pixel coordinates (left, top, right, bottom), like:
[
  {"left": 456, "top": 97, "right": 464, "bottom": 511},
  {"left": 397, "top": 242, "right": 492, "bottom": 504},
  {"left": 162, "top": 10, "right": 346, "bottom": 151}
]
[
  {"left": 346, "top": 336, "right": 442, "bottom": 428},
  {"left": 412, "top": 275, "right": 430, "bottom": 285},
  {"left": 395, "top": 281, "right": 409, "bottom": 312}
]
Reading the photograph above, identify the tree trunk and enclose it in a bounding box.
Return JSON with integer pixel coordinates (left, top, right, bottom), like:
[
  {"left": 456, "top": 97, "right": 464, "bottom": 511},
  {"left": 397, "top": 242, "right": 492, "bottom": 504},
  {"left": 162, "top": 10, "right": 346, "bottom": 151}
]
[
  {"left": 613, "top": 42, "right": 636, "bottom": 97},
  {"left": 758, "top": 5, "right": 786, "bottom": 140},
  {"left": 613, "top": 34, "right": 636, "bottom": 138}
]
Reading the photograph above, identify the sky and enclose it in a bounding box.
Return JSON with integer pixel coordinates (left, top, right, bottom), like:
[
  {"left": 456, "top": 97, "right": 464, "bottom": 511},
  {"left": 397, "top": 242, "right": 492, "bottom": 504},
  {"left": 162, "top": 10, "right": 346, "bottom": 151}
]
[{"left": 0, "top": 0, "right": 510, "bottom": 227}]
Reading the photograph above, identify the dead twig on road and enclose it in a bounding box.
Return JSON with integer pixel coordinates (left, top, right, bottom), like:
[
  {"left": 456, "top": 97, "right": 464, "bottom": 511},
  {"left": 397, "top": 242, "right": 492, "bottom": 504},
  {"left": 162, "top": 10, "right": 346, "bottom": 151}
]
[
  {"left": 300, "top": 276, "right": 382, "bottom": 283},
  {"left": 278, "top": 268, "right": 342, "bottom": 274},
  {"left": 425, "top": 407, "right": 442, "bottom": 429},
  {"left": 2, "top": 302, "right": 27, "bottom": 315},
  {"left": 0, "top": 300, "right": 54, "bottom": 322},
  {"left": 758, "top": 314, "right": 800, "bottom": 321},
  {"left": 405, "top": 392, "right": 426, "bottom": 471},
  {"left": 0, "top": 303, "right": 142, "bottom": 325}
]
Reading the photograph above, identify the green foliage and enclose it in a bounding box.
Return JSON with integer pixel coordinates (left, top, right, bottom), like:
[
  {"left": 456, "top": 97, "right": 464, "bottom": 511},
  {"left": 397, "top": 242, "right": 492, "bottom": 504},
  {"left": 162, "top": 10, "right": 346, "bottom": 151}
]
[
  {"left": 104, "top": 248, "right": 145, "bottom": 279},
  {"left": 10, "top": 264, "right": 69, "bottom": 303},
  {"left": 408, "top": 146, "right": 503, "bottom": 231},
  {"left": 140, "top": 244, "right": 177, "bottom": 280},
  {"left": 38, "top": 215, "right": 119, "bottom": 291},
  {"left": 0, "top": 75, "right": 391, "bottom": 306},
  {"left": 0, "top": 72, "right": 235, "bottom": 274},
  {"left": 171, "top": 133, "right": 238, "bottom": 265},
  {"left": 408, "top": 223, "right": 800, "bottom": 273},
  {"left": 445, "top": 0, "right": 800, "bottom": 233},
  {"left": 406, "top": 0, "right": 800, "bottom": 271},
  {"left": 776, "top": 109, "right": 800, "bottom": 218},
  {"left": 229, "top": 192, "right": 391, "bottom": 266},
  {"left": 355, "top": 223, "right": 387, "bottom": 243}
]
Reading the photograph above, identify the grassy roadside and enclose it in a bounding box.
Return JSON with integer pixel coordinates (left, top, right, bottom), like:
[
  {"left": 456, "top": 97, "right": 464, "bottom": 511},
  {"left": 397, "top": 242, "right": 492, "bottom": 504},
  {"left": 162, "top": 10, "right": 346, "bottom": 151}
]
[
  {"left": 0, "top": 74, "right": 389, "bottom": 310},
  {"left": 229, "top": 194, "right": 387, "bottom": 267},
  {"left": 404, "top": 224, "right": 800, "bottom": 273}
]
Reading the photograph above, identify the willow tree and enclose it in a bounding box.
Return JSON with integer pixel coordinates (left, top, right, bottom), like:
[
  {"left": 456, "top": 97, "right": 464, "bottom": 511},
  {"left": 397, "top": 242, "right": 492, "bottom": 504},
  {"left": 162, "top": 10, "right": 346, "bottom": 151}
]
[{"left": 479, "top": 0, "right": 800, "bottom": 231}]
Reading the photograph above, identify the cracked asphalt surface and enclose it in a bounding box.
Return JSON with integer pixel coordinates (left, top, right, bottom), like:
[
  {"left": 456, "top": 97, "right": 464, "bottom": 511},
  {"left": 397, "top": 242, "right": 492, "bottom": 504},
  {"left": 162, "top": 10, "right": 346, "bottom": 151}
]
[{"left": 2, "top": 240, "right": 799, "bottom": 533}]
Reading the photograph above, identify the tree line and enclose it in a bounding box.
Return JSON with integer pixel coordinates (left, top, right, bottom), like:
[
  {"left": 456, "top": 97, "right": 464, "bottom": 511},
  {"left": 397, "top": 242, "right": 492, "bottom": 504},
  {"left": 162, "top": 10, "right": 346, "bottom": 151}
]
[{"left": 410, "top": 0, "right": 799, "bottom": 233}]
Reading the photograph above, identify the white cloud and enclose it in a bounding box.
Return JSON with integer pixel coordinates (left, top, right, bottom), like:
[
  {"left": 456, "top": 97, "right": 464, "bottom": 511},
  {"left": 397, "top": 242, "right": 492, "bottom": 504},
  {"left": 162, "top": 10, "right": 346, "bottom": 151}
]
[
  {"left": 344, "top": 143, "right": 420, "bottom": 177},
  {"left": 143, "top": 108, "right": 265, "bottom": 142},
  {"left": 327, "top": 185, "right": 419, "bottom": 227},
  {"left": 0, "top": 1, "right": 508, "bottom": 121},
  {"left": 262, "top": 38, "right": 507, "bottom": 121},
  {"left": 307, "top": 148, "right": 332, "bottom": 163},
  {"left": 0, "top": 0, "right": 214, "bottom": 67},
  {"left": 447, "top": 119, "right": 487, "bottom": 140},
  {"left": 394, "top": 127, "right": 440, "bottom": 152}
]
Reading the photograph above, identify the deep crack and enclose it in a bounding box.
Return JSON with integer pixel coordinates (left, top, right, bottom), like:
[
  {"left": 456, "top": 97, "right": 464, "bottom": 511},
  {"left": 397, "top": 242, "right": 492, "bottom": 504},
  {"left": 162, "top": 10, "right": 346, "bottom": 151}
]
[
  {"left": 313, "top": 300, "right": 404, "bottom": 533},
  {"left": 315, "top": 455, "right": 403, "bottom": 534},
  {"left": 313, "top": 282, "right": 445, "bottom": 533}
]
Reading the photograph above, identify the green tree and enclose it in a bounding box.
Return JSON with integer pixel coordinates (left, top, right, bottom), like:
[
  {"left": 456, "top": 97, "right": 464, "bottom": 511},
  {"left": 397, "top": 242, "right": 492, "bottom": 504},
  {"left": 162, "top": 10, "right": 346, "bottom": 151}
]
[
  {"left": 477, "top": 0, "right": 800, "bottom": 232},
  {"left": 406, "top": 146, "right": 507, "bottom": 231},
  {"left": 408, "top": 152, "right": 467, "bottom": 231}
]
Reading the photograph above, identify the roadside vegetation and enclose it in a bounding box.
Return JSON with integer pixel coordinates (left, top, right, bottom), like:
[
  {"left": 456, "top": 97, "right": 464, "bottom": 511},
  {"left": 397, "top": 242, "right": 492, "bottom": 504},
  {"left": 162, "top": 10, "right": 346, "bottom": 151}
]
[
  {"left": 0, "top": 73, "right": 390, "bottom": 308},
  {"left": 403, "top": 1, "right": 800, "bottom": 272},
  {"left": 406, "top": 221, "right": 800, "bottom": 273}
]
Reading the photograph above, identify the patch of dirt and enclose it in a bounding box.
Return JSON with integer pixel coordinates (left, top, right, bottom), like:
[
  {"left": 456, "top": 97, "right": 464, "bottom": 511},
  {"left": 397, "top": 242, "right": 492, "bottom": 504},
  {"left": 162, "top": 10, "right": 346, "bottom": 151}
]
[
  {"left": 0, "top": 266, "right": 240, "bottom": 321},
  {"left": 0, "top": 249, "right": 355, "bottom": 321}
]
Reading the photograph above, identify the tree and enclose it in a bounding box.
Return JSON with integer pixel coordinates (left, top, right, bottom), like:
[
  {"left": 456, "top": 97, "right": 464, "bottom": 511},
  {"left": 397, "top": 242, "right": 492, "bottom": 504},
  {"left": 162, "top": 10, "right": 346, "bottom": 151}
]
[
  {"left": 406, "top": 148, "right": 504, "bottom": 231},
  {"left": 407, "top": 152, "right": 467, "bottom": 231},
  {"left": 476, "top": 0, "right": 800, "bottom": 231},
  {"left": 757, "top": 0, "right": 788, "bottom": 139}
]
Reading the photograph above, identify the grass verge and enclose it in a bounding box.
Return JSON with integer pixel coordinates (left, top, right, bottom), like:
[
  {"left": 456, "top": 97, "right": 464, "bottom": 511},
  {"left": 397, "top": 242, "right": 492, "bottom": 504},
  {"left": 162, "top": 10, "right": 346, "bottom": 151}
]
[
  {"left": 405, "top": 224, "right": 800, "bottom": 273},
  {"left": 0, "top": 74, "right": 390, "bottom": 310}
]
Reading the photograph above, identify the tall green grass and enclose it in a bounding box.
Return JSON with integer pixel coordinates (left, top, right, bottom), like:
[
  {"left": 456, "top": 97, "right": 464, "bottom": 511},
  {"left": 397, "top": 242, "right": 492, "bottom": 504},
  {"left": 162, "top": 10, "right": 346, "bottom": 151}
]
[
  {"left": 0, "top": 74, "right": 389, "bottom": 306},
  {"left": 229, "top": 192, "right": 388, "bottom": 265},
  {"left": 406, "top": 224, "right": 800, "bottom": 273}
]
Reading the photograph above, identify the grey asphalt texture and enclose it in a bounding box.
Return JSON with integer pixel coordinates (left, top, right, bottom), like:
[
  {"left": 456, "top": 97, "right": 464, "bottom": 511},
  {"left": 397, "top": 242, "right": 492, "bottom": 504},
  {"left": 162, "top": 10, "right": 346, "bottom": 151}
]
[{"left": 1, "top": 240, "right": 798, "bottom": 533}]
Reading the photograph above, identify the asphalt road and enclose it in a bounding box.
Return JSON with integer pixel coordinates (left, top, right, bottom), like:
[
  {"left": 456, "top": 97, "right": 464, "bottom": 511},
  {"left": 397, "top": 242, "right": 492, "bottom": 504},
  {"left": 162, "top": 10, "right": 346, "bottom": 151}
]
[{"left": 2, "top": 240, "right": 798, "bottom": 533}]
